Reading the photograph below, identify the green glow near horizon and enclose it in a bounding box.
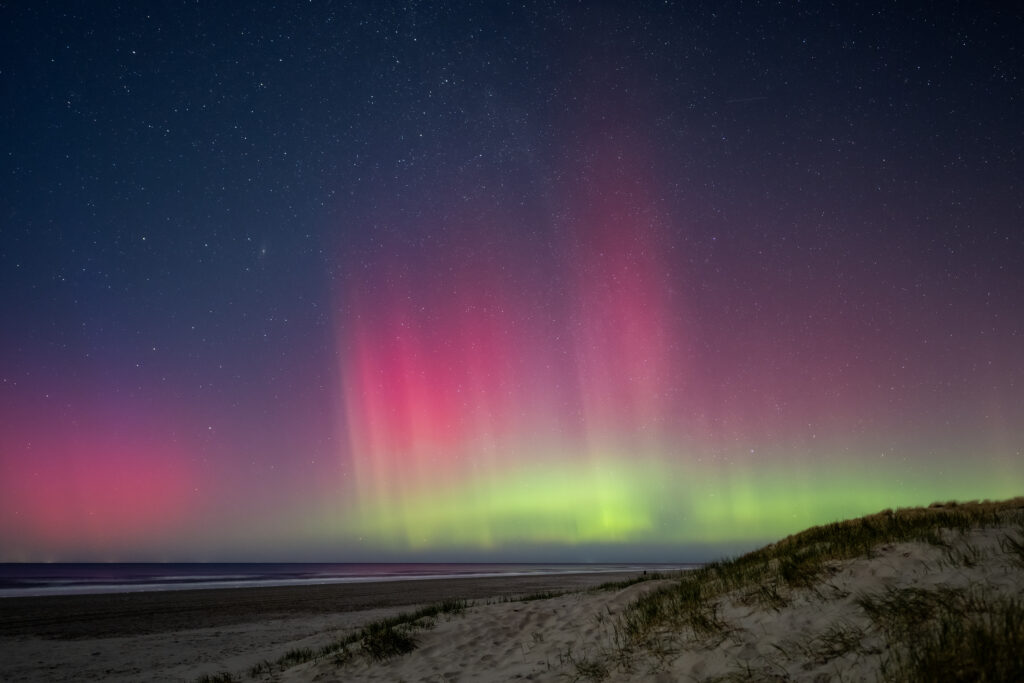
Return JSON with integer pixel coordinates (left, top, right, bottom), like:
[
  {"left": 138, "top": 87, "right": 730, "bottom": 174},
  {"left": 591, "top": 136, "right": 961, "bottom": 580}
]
[{"left": 321, "top": 443, "right": 1023, "bottom": 554}]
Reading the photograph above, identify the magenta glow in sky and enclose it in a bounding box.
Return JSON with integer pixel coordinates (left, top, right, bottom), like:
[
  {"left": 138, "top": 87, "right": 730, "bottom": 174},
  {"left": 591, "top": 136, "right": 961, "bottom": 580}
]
[{"left": 1, "top": 2, "right": 1022, "bottom": 561}]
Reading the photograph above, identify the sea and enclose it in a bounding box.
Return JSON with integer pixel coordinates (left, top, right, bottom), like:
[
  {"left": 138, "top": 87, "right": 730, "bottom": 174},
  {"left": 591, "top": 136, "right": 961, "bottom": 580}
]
[{"left": 0, "top": 563, "right": 698, "bottom": 598}]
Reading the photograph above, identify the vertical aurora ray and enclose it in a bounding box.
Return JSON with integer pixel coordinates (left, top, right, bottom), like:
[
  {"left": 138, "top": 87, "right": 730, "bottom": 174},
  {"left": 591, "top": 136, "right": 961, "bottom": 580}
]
[
  {"left": 336, "top": 143, "right": 690, "bottom": 548},
  {"left": 563, "top": 142, "right": 685, "bottom": 447},
  {"left": 331, "top": 130, "right": 1024, "bottom": 555}
]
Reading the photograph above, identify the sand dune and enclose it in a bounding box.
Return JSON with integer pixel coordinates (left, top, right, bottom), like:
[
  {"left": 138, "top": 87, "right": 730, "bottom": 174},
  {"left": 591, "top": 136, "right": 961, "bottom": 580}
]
[
  {"left": 287, "top": 525, "right": 1023, "bottom": 682},
  {"left": 3, "top": 500, "right": 1022, "bottom": 682}
]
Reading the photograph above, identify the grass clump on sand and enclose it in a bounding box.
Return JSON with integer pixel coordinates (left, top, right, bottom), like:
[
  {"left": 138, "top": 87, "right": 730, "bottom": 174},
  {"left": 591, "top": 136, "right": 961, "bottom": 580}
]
[
  {"left": 860, "top": 587, "right": 1024, "bottom": 682},
  {"left": 322, "top": 597, "right": 470, "bottom": 664},
  {"left": 1001, "top": 526, "right": 1024, "bottom": 565},
  {"left": 614, "top": 497, "right": 1024, "bottom": 668},
  {"left": 503, "top": 589, "right": 567, "bottom": 602},
  {"left": 593, "top": 570, "right": 682, "bottom": 592},
  {"left": 357, "top": 619, "right": 418, "bottom": 660},
  {"left": 195, "top": 673, "right": 237, "bottom": 683},
  {"left": 241, "top": 598, "right": 471, "bottom": 679}
]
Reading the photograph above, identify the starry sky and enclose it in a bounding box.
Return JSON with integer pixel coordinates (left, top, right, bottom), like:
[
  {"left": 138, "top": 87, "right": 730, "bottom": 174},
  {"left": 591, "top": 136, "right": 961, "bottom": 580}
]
[{"left": 1, "top": 2, "right": 1022, "bottom": 562}]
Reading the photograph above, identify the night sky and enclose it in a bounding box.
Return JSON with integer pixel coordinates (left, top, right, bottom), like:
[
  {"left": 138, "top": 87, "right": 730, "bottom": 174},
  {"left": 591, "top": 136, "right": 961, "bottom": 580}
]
[{"left": 2, "top": 2, "right": 1022, "bottom": 562}]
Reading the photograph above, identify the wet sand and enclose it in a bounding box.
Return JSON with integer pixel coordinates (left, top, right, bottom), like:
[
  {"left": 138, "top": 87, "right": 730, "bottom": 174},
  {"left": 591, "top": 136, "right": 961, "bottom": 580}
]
[{"left": 0, "top": 571, "right": 641, "bottom": 681}]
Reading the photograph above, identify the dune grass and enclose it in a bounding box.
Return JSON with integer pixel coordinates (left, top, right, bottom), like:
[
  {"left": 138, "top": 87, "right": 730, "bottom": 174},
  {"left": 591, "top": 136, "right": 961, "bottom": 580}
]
[
  {"left": 504, "top": 589, "right": 567, "bottom": 602},
  {"left": 612, "top": 497, "right": 1024, "bottom": 679},
  {"left": 592, "top": 570, "right": 683, "bottom": 592},
  {"left": 229, "top": 497, "right": 1024, "bottom": 682},
  {"left": 320, "top": 597, "right": 469, "bottom": 664},
  {"left": 1001, "top": 526, "right": 1024, "bottom": 565},
  {"left": 195, "top": 674, "right": 237, "bottom": 683},
  {"left": 237, "top": 597, "right": 470, "bottom": 680},
  {"left": 860, "top": 586, "right": 1024, "bottom": 682}
]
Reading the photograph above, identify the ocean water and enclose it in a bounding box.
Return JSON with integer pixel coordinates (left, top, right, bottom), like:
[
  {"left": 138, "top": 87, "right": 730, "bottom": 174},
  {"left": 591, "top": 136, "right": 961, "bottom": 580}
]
[{"left": 0, "top": 563, "right": 697, "bottom": 598}]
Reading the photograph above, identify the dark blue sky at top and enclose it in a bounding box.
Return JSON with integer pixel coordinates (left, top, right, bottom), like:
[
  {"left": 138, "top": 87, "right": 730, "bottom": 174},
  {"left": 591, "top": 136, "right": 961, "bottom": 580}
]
[
  {"left": 1, "top": 1, "right": 1022, "bottom": 560},
  {"left": 3, "top": 0, "right": 1022, "bottom": 432}
]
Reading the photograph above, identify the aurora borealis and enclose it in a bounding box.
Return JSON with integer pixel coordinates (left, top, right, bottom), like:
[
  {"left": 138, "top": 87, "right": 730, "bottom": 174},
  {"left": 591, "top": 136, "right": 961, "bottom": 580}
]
[{"left": 2, "top": 2, "right": 1022, "bottom": 561}]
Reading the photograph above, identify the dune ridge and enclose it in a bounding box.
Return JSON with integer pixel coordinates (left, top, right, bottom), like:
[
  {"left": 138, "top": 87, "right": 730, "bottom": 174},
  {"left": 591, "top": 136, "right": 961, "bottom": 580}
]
[
  {"left": 2, "top": 498, "right": 1022, "bottom": 682},
  {"left": 288, "top": 498, "right": 1024, "bottom": 682}
]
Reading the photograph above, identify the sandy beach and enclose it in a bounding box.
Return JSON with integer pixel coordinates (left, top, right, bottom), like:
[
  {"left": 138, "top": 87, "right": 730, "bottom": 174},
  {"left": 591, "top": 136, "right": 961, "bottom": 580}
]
[
  {"left": 0, "top": 571, "right": 640, "bottom": 681},
  {"left": 280, "top": 523, "right": 1024, "bottom": 682},
  {"left": 3, "top": 500, "right": 1023, "bottom": 682}
]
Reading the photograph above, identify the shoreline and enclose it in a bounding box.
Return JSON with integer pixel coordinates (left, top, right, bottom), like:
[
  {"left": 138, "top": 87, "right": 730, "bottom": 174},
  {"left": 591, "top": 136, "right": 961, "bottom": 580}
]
[
  {"left": 0, "top": 563, "right": 689, "bottom": 600},
  {"left": 0, "top": 570, "right": 644, "bottom": 639}
]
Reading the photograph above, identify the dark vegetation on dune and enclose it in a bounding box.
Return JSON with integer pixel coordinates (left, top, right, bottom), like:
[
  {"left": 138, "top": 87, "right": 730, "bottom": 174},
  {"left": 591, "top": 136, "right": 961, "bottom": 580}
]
[
  {"left": 198, "top": 599, "right": 473, "bottom": 682},
  {"left": 201, "top": 497, "right": 1024, "bottom": 683},
  {"left": 279, "top": 597, "right": 468, "bottom": 673},
  {"left": 607, "top": 497, "right": 1024, "bottom": 682}
]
